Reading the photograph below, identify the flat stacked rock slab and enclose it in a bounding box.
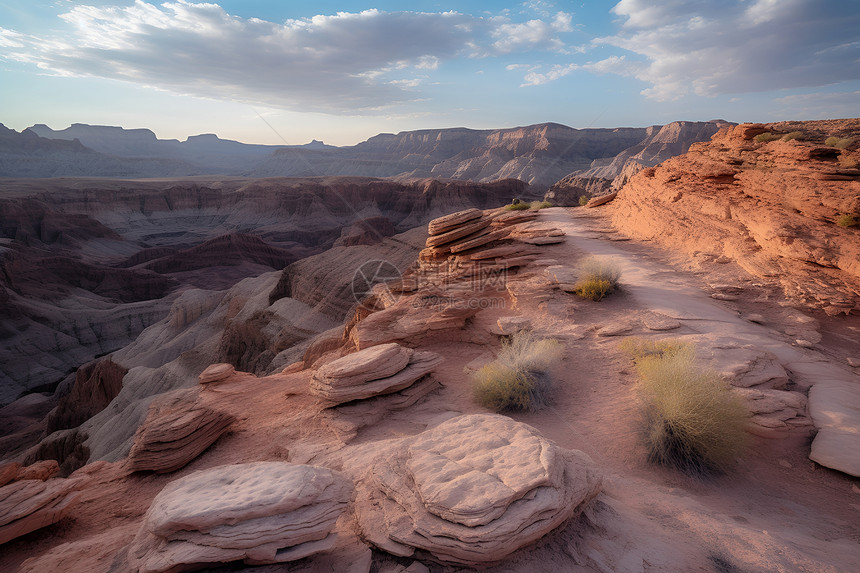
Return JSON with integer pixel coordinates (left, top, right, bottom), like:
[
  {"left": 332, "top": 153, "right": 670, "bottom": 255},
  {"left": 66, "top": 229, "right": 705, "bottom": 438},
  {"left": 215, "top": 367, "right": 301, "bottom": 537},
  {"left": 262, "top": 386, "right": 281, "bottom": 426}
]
[
  {"left": 311, "top": 344, "right": 442, "bottom": 406},
  {"left": 127, "top": 462, "right": 352, "bottom": 572},
  {"left": 126, "top": 397, "right": 236, "bottom": 474},
  {"left": 356, "top": 414, "right": 601, "bottom": 566},
  {"left": 425, "top": 219, "right": 491, "bottom": 249},
  {"left": 427, "top": 209, "right": 483, "bottom": 235},
  {"left": 0, "top": 477, "right": 86, "bottom": 544}
]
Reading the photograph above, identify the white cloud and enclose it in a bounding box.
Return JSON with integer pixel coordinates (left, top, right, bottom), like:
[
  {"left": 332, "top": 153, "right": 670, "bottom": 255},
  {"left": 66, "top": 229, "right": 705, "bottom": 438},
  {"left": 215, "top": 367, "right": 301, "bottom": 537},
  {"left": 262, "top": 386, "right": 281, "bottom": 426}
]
[
  {"left": 491, "top": 11, "right": 574, "bottom": 53},
  {"left": 773, "top": 90, "right": 860, "bottom": 119},
  {"left": 599, "top": 0, "right": 860, "bottom": 100},
  {"left": 3, "top": 2, "right": 578, "bottom": 114},
  {"left": 521, "top": 63, "right": 579, "bottom": 86}
]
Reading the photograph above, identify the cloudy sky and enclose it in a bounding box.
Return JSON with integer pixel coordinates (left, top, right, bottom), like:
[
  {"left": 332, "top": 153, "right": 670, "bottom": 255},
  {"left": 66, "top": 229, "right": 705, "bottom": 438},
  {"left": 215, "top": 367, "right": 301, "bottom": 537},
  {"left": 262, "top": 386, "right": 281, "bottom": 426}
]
[{"left": 1, "top": 0, "right": 858, "bottom": 145}]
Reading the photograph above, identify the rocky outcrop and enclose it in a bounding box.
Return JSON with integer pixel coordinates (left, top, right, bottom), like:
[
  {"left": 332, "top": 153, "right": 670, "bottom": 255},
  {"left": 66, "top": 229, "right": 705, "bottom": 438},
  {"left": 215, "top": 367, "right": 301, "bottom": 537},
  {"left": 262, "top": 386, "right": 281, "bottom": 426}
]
[
  {"left": 125, "top": 389, "right": 236, "bottom": 474},
  {"left": 356, "top": 414, "right": 601, "bottom": 566},
  {"left": 126, "top": 462, "right": 351, "bottom": 571},
  {"left": 0, "top": 477, "right": 85, "bottom": 544},
  {"left": 545, "top": 121, "right": 731, "bottom": 205},
  {"left": 611, "top": 120, "right": 860, "bottom": 314},
  {"left": 310, "top": 343, "right": 442, "bottom": 406},
  {"left": 45, "top": 358, "right": 127, "bottom": 433}
]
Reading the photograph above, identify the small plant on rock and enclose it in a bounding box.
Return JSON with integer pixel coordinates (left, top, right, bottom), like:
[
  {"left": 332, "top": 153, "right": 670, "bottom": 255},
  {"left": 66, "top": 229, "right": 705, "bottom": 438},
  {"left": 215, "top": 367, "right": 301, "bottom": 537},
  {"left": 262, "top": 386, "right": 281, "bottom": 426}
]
[
  {"left": 530, "top": 200, "right": 553, "bottom": 210},
  {"left": 825, "top": 136, "right": 853, "bottom": 149},
  {"left": 578, "top": 195, "right": 590, "bottom": 207},
  {"left": 504, "top": 201, "right": 531, "bottom": 211},
  {"left": 573, "top": 256, "right": 621, "bottom": 301},
  {"left": 628, "top": 341, "right": 749, "bottom": 475},
  {"left": 754, "top": 132, "right": 780, "bottom": 143},
  {"left": 781, "top": 131, "right": 804, "bottom": 141},
  {"left": 473, "top": 331, "right": 563, "bottom": 412},
  {"left": 837, "top": 214, "right": 858, "bottom": 228}
]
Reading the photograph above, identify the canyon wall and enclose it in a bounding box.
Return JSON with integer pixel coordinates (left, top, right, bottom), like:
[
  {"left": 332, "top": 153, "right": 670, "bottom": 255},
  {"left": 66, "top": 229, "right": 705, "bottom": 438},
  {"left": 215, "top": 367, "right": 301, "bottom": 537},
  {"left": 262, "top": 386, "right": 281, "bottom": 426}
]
[{"left": 610, "top": 120, "right": 860, "bottom": 314}]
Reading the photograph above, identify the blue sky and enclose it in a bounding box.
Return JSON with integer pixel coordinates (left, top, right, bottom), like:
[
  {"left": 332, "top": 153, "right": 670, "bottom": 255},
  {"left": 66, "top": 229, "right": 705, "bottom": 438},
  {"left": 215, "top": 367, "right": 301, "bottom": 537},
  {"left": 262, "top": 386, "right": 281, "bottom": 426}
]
[{"left": 1, "top": 0, "right": 858, "bottom": 146}]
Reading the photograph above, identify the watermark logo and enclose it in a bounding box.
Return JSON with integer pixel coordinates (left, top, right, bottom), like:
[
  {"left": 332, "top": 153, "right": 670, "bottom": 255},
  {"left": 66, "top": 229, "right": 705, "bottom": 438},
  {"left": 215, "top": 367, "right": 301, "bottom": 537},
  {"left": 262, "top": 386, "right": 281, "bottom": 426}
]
[{"left": 351, "top": 259, "right": 402, "bottom": 306}]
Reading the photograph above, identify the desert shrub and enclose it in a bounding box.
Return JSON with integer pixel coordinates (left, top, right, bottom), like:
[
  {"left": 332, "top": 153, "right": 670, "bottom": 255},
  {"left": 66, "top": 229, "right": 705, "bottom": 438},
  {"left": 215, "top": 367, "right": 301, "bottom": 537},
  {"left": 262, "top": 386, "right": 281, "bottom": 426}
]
[
  {"left": 504, "top": 201, "right": 531, "bottom": 211},
  {"left": 530, "top": 200, "right": 553, "bottom": 210},
  {"left": 632, "top": 343, "right": 749, "bottom": 474},
  {"left": 473, "top": 331, "right": 562, "bottom": 412},
  {"left": 825, "top": 136, "right": 853, "bottom": 149},
  {"left": 781, "top": 131, "right": 804, "bottom": 141},
  {"left": 754, "top": 132, "right": 780, "bottom": 143},
  {"left": 573, "top": 256, "right": 621, "bottom": 301},
  {"left": 578, "top": 195, "right": 590, "bottom": 206},
  {"left": 574, "top": 278, "right": 613, "bottom": 301},
  {"left": 837, "top": 214, "right": 858, "bottom": 228}
]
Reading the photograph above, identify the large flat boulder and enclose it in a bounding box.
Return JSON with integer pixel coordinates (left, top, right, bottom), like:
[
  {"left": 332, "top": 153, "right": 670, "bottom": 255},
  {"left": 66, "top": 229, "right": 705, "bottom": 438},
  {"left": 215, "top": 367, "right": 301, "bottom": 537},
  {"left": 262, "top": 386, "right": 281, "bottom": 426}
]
[
  {"left": 0, "top": 477, "right": 86, "bottom": 544},
  {"left": 426, "top": 219, "right": 491, "bottom": 248},
  {"left": 127, "top": 462, "right": 352, "bottom": 572},
  {"left": 356, "top": 414, "right": 601, "bottom": 566}
]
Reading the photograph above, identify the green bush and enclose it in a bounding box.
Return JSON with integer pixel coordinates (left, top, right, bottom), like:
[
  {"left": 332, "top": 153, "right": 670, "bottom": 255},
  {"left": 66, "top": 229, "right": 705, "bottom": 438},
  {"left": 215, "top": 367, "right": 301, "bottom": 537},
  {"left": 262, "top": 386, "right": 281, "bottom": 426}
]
[
  {"left": 473, "top": 331, "right": 563, "bottom": 412},
  {"left": 825, "top": 136, "right": 853, "bottom": 149},
  {"left": 504, "top": 201, "right": 531, "bottom": 211},
  {"left": 632, "top": 343, "right": 749, "bottom": 474},
  {"left": 578, "top": 195, "right": 590, "bottom": 206},
  {"left": 837, "top": 214, "right": 858, "bottom": 228},
  {"left": 573, "top": 256, "right": 621, "bottom": 301},
  {"left": 781, "top": 131, "right": 804, "bottom": 141},
  {"left": 754, "top": 132, "right": 780, "bottom": 143}
]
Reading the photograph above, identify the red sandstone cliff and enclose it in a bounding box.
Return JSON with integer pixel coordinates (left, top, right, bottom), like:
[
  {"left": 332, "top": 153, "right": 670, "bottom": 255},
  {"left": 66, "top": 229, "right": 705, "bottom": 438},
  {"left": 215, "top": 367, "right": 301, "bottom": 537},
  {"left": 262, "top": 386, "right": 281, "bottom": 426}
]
[{"left": 610, "top": 120, "right": 860, "bottom": 314}]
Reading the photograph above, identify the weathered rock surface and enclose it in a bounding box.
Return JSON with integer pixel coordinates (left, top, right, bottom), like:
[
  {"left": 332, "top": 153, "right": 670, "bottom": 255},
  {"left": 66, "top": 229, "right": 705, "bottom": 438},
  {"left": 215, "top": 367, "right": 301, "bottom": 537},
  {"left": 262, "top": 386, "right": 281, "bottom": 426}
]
[
  {"left": 198, "top": 363, "right": 235, "bottom": 385},
  {"left": 808, "top": 379, "right": 860, "bottom": 477},
  {"left": 611, "top": 119, "right": 860, "bottom": 312},
  {"left": 0, "top": 477, "right": 85, "bottom": 544},
  {"left": 427, "top": 209, "right": 483, "bottom": 235},
  {"left": 356, "top": 414, "right": 601, "bottom": 566},
  {"left": 126, "top": 389, "right": 236, "bottom": 474},
  {"left": 126, "top": 462, "right": 352, "bottom": 572},
  {"left": 311, "top": 344, "right": 442, "bottom": 406},
  {"left": 15, "top": 460, "right": 60, "bottom": 482},
  {"left": 545, "top": 121, "right": 730, "bottom": 205}
]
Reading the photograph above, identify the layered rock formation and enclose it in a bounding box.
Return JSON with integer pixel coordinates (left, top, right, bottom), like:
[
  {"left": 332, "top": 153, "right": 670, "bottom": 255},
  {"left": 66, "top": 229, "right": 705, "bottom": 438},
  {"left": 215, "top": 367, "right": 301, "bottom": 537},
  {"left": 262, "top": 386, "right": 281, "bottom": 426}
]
[
  {"left": 125, "top": 389, "right": 236, "bottom": 474},
  {"left": 611, "top": 120, "right": 860, "bottom": 314},
  {"left": 254, "top": 123, "right": 649, "bottom": 189},
  {"left": 126, "top": 462, "right": 351, "bottom": 571},
  {"left": 545, "top": 120, "right": 731, "bottom": 205},
  {"left": 310, "top": 343, "right": 442, "bottom": 406},
  {"left": 0, "top": 476, "right": 85, "bottom": 544},
  {"left": 356, "top": 414, "right": 601, "bottom": 566}
]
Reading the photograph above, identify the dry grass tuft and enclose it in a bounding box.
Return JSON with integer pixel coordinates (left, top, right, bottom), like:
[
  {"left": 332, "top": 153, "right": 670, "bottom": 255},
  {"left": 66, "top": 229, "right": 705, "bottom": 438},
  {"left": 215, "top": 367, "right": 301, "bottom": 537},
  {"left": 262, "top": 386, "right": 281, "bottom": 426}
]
[
  {"left": 754, "top": 132, "right": 780, "bottom": 143},
  {"left": 473, "top": 331, "right": 563, "bottom": 412},
  {"left": 629, "top": 341, "right": 749, "bottom": 474},
  {"left": 530, "top": 200, "right": 553, "bottom": 210},
  {"left": 781, "top": 131, "right": 804, "bottom": 141},
  {"left": 573, "top": 256, "right": 621, "bottom": 301}
]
